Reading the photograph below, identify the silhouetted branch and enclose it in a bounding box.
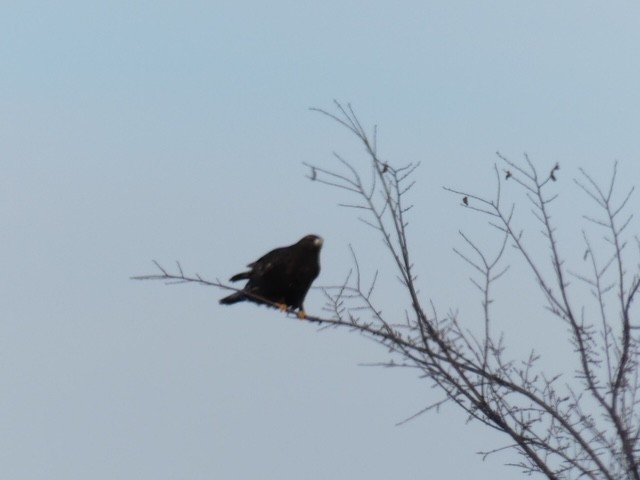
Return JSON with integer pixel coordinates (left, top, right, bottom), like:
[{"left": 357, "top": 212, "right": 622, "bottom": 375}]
[{"left": 135, "top": 102, "right": 639, "bottom": 479}]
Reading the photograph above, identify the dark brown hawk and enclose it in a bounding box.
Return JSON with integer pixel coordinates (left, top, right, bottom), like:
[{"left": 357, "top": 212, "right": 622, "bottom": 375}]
[{"left": 219, "top": 234, "right": 323, "bottom": 319}]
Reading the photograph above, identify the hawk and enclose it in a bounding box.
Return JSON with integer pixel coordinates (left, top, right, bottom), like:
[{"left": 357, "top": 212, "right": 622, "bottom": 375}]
[{"left": 219, "top": 234, "right": 323, "bottom": 319}]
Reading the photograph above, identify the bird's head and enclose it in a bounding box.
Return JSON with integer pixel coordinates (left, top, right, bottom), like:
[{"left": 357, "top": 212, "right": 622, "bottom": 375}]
[{"left": 299, "top": 234, "right": 323, "bottom": 249}]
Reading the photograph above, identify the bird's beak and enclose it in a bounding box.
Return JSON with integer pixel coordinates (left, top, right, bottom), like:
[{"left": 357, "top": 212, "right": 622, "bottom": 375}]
[{"left": 314, "top": 237, "right": 324, "bottom": 247}]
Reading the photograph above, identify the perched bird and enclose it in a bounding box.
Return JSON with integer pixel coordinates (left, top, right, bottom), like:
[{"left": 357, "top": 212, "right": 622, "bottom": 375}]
[{"left": 219, "top": 235, "right": 323, "bottom": 319}]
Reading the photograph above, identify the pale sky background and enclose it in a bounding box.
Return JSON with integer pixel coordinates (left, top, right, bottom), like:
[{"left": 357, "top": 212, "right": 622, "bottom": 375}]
[{"left": 2, "top": 2, "right": 640, "bottom": 479}]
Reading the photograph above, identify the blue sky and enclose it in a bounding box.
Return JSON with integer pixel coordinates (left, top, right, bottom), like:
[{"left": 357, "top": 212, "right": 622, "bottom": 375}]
[{"left": 2, "top": 2, "right": 640, "bottom": 479}]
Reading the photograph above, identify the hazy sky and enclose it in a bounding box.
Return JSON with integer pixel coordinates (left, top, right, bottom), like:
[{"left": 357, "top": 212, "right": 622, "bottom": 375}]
[{"left": 2, "top": 2, "right": 640, "bottom": 479}]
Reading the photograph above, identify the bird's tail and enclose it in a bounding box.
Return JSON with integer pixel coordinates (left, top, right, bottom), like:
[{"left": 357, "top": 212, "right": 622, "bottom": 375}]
[{"left": 219, "top": 292, "right": 245, "bottom": 305}]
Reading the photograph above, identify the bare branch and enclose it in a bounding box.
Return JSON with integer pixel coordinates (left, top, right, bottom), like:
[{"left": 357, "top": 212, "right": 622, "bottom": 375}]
[{"left": 136, "top": 104, "right": 639, "bottom": 480}]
